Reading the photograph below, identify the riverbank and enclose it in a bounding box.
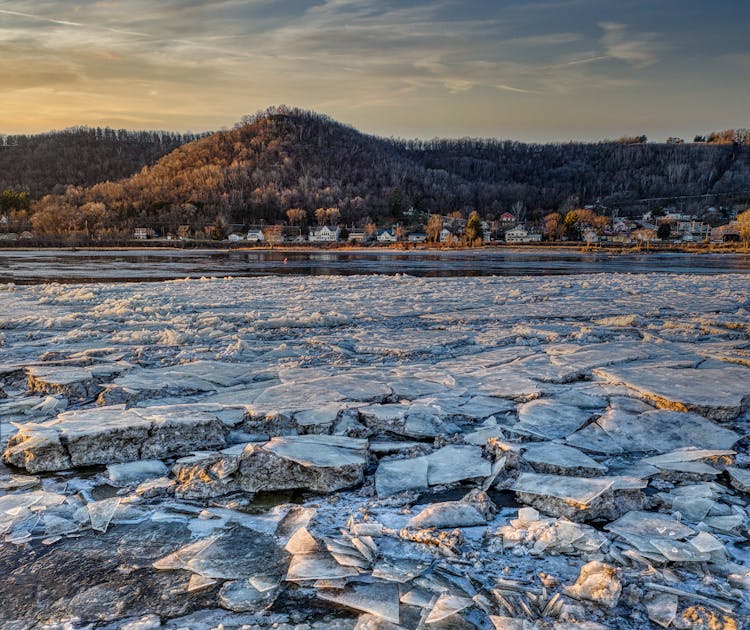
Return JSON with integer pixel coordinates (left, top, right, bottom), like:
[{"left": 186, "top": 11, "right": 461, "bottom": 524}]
[{"left": 0, "top": 241, "right": 749, "bottom": 255}]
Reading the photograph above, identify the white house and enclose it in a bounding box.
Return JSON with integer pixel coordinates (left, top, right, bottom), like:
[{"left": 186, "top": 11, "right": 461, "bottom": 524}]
[
  {"left": 377, "top": 229, "right": 397, "bottom": 243},
  {"left": 505, "top": 226, "right": 541, "bottom": 243},
  {"left": 581, "top": 228, "right": 599, "bottom": 244},
  {"left": 407, "top": 232, "right": 427, "bottom": 243},
  {"left": 439, "top": 227, "right": 453, "bottom": 242},
  {"left": 309, "top": 225, "right": 341, "bottom": 242},
  {"left": 133, "top": 227, "right": 155, "bottom": 240},
  {"left": 227, "top": 233, "right": 245, "bottom": 242},
  {"left": 348, "top": 229, "right": 367, "bottom": 242},
  {"left": 246, "top": 229, "right": 265, "bottom": 242}
]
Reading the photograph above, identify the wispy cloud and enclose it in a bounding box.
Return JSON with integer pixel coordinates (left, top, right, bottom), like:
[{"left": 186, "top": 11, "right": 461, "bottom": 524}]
[{"left": 599, "top": 21, "right": 660, "bottom": 67}]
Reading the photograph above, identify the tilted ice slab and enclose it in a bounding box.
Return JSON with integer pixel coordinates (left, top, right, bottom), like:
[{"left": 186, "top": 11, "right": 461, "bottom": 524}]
[
  {"left": 522, "top": 442, "right": 607, "bottom": 476},
  {"left": 26, "top": 365, "right": 100, "bottom": 399},
  {"left": 3, "top": 405, "right": 227, "bottom": 472},
  {"left": 594, "top": 364, "right": 750, "bottom": 420},
  {"left": 511, "top": 399, "right": 596, "bottom": 440},
  {"left": 566, "top": 408, "right": 740, "bottom": 455},
  {"left": 98, "top": 360, "right": 257, "bottom": 404},
  {"left": 375, "top": 444, "right": 491, "bottom": 497},
  {"left": 512, "top": 472, "right": 646, "bottom": 522},
  {"left": 174, "top": 434, "right": 369, "bottom": 496}
]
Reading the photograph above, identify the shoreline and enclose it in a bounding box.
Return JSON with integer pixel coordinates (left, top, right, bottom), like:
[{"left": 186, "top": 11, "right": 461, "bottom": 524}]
[{"left": 0, "top": 242, "right": 749, "bottom": 256}]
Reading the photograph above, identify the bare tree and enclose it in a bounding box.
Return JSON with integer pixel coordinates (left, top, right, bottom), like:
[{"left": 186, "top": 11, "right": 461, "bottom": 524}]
[{"left": 286, "top": 207, "right": 306, "bottom": 225}]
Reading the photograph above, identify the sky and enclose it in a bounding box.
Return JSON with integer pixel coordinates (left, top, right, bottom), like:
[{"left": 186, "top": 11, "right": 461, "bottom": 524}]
[{"left": 1, "top": 0, "right": 749, "bottom": 141}]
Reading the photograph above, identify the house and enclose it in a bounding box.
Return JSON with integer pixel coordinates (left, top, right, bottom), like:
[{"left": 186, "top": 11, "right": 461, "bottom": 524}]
[
  {"left": 377, "top": 229, "right": 397, "bottom": 243},
  {"left": 407, "top": 232, "right": 428, "bottom": 243},
  {"left": 227, "top": 233, "right": 245, "bottom": 242},
  {"left": 499, "top": 212, "right": 516, "bottom": 223},
  {"left": 505, "top": 226, "right": 542, "bottom": 243},
  {"left": 581, "top": 228, "right": 599, "bottom": 244},
  {"left": 19, "top": 231, "right": 34, "bottom": 240},
  {"left": 133, "top": 227, "right": 155, "bottom": 240},
  {"left": 439, "top": 228, "right": 453, "bottom": 243},
  {"left": 309, "top": 225, "right": 341, "bottom": 242},
  {"left": 711, "top": 222, "right": 740, "bottom": 243},
  {"left": 246, "top": 229, "right": 265, "bottom": 243},
  {"left": 348, "top": 229, "right": 367, "bottom": 242}
]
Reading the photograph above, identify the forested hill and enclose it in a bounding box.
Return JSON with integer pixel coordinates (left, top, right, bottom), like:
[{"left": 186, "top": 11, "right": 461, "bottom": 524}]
[
  {"left": 0, "top": 127, "right": 203, "bottom": 198},
  {"left": 17, "top": 108, "right": 750, "bottom": 237}
]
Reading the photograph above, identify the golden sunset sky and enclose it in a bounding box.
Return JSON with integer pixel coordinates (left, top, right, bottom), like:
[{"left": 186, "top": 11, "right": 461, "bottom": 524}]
[{"left": 2, "top": 0, "right": 749, "bottom": 140}]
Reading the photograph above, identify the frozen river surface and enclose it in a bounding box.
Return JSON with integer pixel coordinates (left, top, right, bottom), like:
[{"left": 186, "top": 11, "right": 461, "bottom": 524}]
[{"left": 0, "top": 272, "right": 749, "bottom": 629}]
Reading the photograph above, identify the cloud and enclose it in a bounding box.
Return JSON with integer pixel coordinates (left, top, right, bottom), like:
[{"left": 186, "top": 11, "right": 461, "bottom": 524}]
[{"left": 599, "top": 21, "right": 660, "bottom": 67}]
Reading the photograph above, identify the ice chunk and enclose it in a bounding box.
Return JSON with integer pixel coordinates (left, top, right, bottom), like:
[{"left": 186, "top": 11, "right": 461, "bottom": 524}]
[
  {"left": 512, "top": 473, "right": 644, "bottom": 522},
  {"left": 239, "top": 435, "right": 367, "bottom": 493},
  {"left": 564, "top": 561, "right": 621, "bottom": 608},
  {"left": 512, "top": 399, "right": 594, "bottom": 440},
  {"left": 218, "top": 578, "right": 277, "bottom": 611},
  {"left": 87, "top": 497, "right": 120, "bottom": 533},
  {"left": 425, "top": 445, "right": 490, "bottom": 486},
  {"left": 3, "top": 406, "right": 227, "bottom": 472},
  {"left": 27, "top": 365, "right": 97, "bottom": 398},
  {"left": 594, "top": 364, "right": 750, "bottom": 420},
  {"left": 407, "top": 502, "right": 487, "bottom": 529},
  {"left": 185, "top": 527, "right": 287, "bottom": 579},
  {"left": 285, "top": 528, "right": 319, "bottom": 555},
  {"left": 107, "top": 459, "right": 168, "bottom": 484},
  {"left": 644, "top": 591, "right": 678, "bottom": 628},
  {"left": 522, "top": 442, "right": 607, "bottom": 476},
  {"left": 285, "top": 553, "right": 359, "bottom": 582},
  {"left": 375, "top": 456, "right": 429, "bottom": 498},
  {"left": 727, "top": 467, "right": 750, "bottom": 493},
  {"left": 424, "top": 593, "right": 473, "bottom": 623},
  {"left": 318, "top": 582, "right": 400, "bottom": 624},
  {"left": 567, "top": 408, "right": 739, "bottom": 455},
  {"left": 606, "top": 511, "right": 693, "bottom": 541}
]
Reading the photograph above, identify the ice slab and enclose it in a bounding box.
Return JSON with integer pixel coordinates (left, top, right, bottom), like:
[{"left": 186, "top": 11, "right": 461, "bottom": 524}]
[
  {"left": 606, "top": 510, "right": 694, "bottom": 541},
  {"left": 218, "top": 578, "right": 277, "bottom": 612},
  {"left": 4, "top": 406, "right": 227, "bottom": 472},
  {"left": 594, "top": 364, "right": 750, "bottom": 420},
  {"left": 566, "top": 408, "right": 739, "bottom": 455},
  {"left": 285, "top": 553, "right": 359, "bottom": 582},
  {"left": 108, "top": 459, "right": 168, "bottom": 484},
  {"left": 424, "top": 593, "right": 473, "bottom": 623},
  {"left": 727, "top": 467, "right": 750, "bottom": 493},
  {"left": 318, "top": 582, "right": 401, "bottom": 624},
  {"left": 87, "top": 497, "right": 120, "bottom": 533},
  {"left": 239, "top": 435, "right": 367, "bottom": 493},
  {"left": 375, "top": 456, "right": 429, "bottom": 498},
  {"left": 512, "top": 399, "right": 594, "bottom": 440},
  {"left": 27, "top": 365, "right": 98, "bottom": 398},
  {"left": 512, "top": 473, "right": 645, "bottom": 522},
  {"left": 425, "top": 445, "right": 490, "bottom": 486},
  {"left": 522, "top": 442, "right": 607, "bottom": 476},
  {"left": 407, "top": 502, "right": 487, "bottom": 529}
]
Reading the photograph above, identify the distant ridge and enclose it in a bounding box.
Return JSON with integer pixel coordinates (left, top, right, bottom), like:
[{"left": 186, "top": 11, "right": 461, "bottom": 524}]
[{"left": 7, "top": 107, "right": 750, "bottom": 237}]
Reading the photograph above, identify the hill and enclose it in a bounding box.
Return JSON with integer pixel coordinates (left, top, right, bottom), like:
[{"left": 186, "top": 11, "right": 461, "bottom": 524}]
[
  {"left": 17, "top": 108, "right": 750, "bottom": 238},
  {"left": 0, "top": 127, "right": 202, "bottom": 199}
]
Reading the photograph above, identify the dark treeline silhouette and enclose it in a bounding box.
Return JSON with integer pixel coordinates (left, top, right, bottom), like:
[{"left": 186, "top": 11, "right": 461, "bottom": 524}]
[
  {"left": 0, "top": 126, "right": 204, "bottom": 198},
  {"left": 8, "top": 108, "right": 750, "bottom": 239}
]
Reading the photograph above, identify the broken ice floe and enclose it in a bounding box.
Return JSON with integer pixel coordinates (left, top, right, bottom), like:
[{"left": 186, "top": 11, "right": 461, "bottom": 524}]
[{"left": 1, "top": 273, "right": 750, "bottom": 628}]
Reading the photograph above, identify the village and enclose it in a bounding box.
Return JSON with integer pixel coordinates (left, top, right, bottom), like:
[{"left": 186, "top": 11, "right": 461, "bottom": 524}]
[{"left": 114, "top": 205, "right": 749, "bottom": 248}]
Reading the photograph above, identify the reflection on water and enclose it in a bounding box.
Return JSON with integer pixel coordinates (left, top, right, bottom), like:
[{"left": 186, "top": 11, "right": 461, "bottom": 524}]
[{"left": 1, "top": 248, "right": 750, "bottom": 284}]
